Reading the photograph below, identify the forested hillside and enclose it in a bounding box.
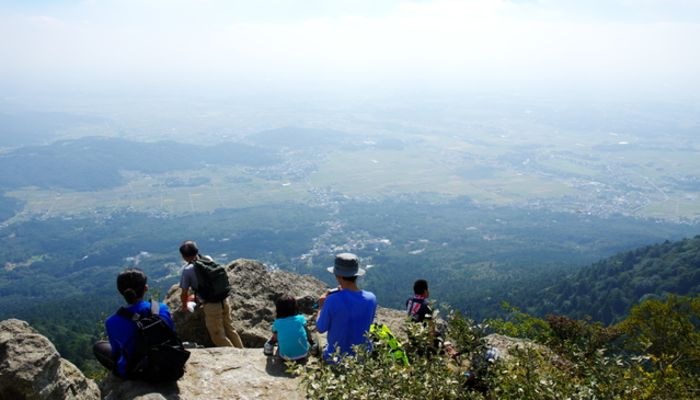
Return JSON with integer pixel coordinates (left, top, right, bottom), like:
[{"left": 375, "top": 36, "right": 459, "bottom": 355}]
[
  {"left": 0, "top": 136, "right": 278, "bottom": 191},
  {"left": 518, "top": 235, "right": 700, "bottom": 324}
]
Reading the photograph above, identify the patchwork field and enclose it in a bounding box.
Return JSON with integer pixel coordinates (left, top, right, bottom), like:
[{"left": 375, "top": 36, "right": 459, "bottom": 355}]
[{"left": 5, "top": 131, "right": 700, "bottom": 223}]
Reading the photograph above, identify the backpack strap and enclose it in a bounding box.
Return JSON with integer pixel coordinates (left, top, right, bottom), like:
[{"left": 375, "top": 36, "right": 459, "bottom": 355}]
[{"left": 191, "top": 260, "right": 202, "bottom": 300}]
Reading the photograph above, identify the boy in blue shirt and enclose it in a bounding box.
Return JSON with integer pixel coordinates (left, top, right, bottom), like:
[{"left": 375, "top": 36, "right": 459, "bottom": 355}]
[
  {"left": 93, "top": 268, "right": 175, "bottom": 378},
  {"left": 316, "top": 253, "right": 377, "bottom": 362}
]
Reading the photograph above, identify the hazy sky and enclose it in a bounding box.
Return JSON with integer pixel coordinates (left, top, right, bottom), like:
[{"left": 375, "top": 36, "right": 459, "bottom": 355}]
[{"left": 1, "top": 0, "right": 699, "bottom": 97}]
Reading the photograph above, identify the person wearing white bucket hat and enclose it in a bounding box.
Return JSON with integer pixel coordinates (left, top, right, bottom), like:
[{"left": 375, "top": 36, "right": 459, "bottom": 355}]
[{"left": 316, "top": 253, "right": 377, "bottom": 362}]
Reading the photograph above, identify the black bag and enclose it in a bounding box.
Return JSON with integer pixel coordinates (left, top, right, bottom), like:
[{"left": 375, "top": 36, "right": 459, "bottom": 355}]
[
  {"left": 193, "top": 257, "right": 231, "bottom": 303},
  {"left": 117, "top": 300, "right": 190, "bottom": 382}
]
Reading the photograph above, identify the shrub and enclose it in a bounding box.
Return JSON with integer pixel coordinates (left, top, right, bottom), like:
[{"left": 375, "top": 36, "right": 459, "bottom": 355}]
[
  {"left": 487, "top": 303, "right": 552, "bottom": 343},
  {"left": 296, "top": 296, "right": 700, "bottom": 399},
  {"left": 294, "top": 318, "right": 485, "bottom": 400}
]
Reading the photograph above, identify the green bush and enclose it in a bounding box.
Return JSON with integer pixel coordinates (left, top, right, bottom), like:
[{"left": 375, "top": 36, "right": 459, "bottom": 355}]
[
  {"left": 297, "top": 295, "right": 700, "bottom": 399},
  {"left": 294, "top": 319, "right": 485, "bottom": 400}
]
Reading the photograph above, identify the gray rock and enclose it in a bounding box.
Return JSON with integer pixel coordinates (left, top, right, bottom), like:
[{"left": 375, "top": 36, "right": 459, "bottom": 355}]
[
  {"left": 0, "top": 319, "right": 100, "bottom": 400},
  {"left": 165, "top": 258, "right": 328, "bottom": 347},
  {"left": 484, "top": 333, "right": 551, "bottom": 362},
  {"left": 375, "top": 306, "right": 409, "bottom": 341},
  {"left": 100, "top": 347, "right": 304, "bottom": 400}
]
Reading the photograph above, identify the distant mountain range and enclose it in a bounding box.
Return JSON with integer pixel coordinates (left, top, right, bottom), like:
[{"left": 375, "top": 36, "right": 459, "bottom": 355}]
[{"left": 0, "top": 111, "right": 108, "bottom": 148}]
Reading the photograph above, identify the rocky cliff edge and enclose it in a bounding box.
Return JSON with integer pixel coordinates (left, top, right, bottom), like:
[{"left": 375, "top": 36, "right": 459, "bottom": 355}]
[
  {"left": 163, "top": 258, "right": 408, "bottom": 348},
  {"left": 0, "top": 258, "right": 538, "bottom": 399}
]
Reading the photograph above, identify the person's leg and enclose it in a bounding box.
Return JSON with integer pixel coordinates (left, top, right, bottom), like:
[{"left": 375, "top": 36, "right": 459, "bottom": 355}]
[
  {"left": 93, "top": 341, "right": 116, "bottom": 371},
  {"left": 203, "top": 302, "right": 233, "bottom": 347},
  {"left": 308, "top": 331, "right": 320, "bottom": 356},
  {"left": 222, "top": 300, "right": 244, "bottom": 348},
  {"left": 294, "top": 357, "right": 309, "bottom": 365}
]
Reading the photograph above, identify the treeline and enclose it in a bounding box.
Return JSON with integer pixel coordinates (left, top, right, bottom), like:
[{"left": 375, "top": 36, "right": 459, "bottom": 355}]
[
  {"left": 329, "top": 197, "right": 699, "bottom": 319},
  {"left": 0, "top": 194, "right": 21, "bottom": 221},
  {"left": 516, "top": 235, "right": 700, "bottom": 324}
]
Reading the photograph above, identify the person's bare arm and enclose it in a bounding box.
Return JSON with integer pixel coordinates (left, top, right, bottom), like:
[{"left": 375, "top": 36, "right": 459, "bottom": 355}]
[
  {"left": 180, "top": 288, "right": 190, "bottom": 313},
  {"left": 315, "top": 289, "right": 332, "bottom": 321}
]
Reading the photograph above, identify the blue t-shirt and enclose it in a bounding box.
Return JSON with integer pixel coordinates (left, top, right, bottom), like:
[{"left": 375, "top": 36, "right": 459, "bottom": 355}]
[
  {"left": 105, "top": 300, "right": 175, "bottom": 377},
  {"left": 272, "top": 314, "right": 309, "bottom": 360},
  {"left": 316, "top": 289, "right": 377, "bottom": 361}
]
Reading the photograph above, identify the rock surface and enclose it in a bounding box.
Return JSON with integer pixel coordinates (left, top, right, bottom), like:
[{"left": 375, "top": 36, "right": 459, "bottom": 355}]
[
  {"left": 484, "top": 333, "right": 547, "bottom": 362},
  {"left": 100, "top": 347, "right": 303, "bottom": 400},
  {"left": 0, "top": 319, "right": 100, "bottom": 400},
  {"left": 0, "top": 259, "right": 414, "bottom": 400},
  {"left": 105, "top": 259, "right": 408, "bottom": 400}
]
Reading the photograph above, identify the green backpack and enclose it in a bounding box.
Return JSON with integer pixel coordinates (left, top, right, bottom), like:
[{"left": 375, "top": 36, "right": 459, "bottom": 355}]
[
  {"left": 193, "top": 258, "right": 231, "bottom": 303},
  {"left": 370, "top": 323, "right": 409, "bottom": 366}
]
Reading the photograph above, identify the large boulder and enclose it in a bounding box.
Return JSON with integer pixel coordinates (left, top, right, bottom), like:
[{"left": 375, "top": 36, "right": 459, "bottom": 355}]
[
  {"left": 100, "top": 347, "right": 303, "bottom": 400},
  {"left": 0, "top": 319, "right": 100, "bottom": 400},
  {"left": 165, "top": 258, "right": 407, "bottom": 347},
  {"left": 165, "top": 259, "right": 327, "bottom": 347}
]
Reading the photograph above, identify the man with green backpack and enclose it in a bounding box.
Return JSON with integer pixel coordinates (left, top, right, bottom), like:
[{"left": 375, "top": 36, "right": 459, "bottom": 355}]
[{"left": 179, "top": 240, "right": 244, "bottom": 348}]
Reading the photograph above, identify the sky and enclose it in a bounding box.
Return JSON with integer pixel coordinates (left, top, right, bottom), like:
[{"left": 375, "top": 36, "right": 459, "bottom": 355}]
[{"left": 1, "top": 0, "right": 699, "bottom": 98}]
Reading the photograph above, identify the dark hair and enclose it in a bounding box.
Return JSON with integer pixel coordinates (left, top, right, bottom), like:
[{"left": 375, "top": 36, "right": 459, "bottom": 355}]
[
  {"left": 275, "top": 295, "right": 299, "bottom": 319},
  {"left": 117, "top": 268, "right": 147, "bottom": 304},
  {"left": 413, "top": 279, "right": 428, "bottom": 295},
  {"left": 340, "top": 275, "right": 358, "bottom": 283},
  {"left": 179, "top": 240, "right": 199, "bottom": 258}
]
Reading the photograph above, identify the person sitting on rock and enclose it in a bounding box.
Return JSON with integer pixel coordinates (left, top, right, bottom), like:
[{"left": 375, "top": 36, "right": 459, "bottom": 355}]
[
  {"left": 178, "top": 240, "right": 243, "bottom": 348},
  {"left": 264, "top": 294, "right": 318, "bottom": 361},
  {"left": 93, "top": 268, "right": 175, "bottom": 377},
  {"left": 406, "top": 279, "right": 433, "bottom": 323},
  {"left": 316, "top": 253, "right": 377, "bottom": 362},
  {"left": 406, "top": 279, "right": 458, "bottom": 358}
]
